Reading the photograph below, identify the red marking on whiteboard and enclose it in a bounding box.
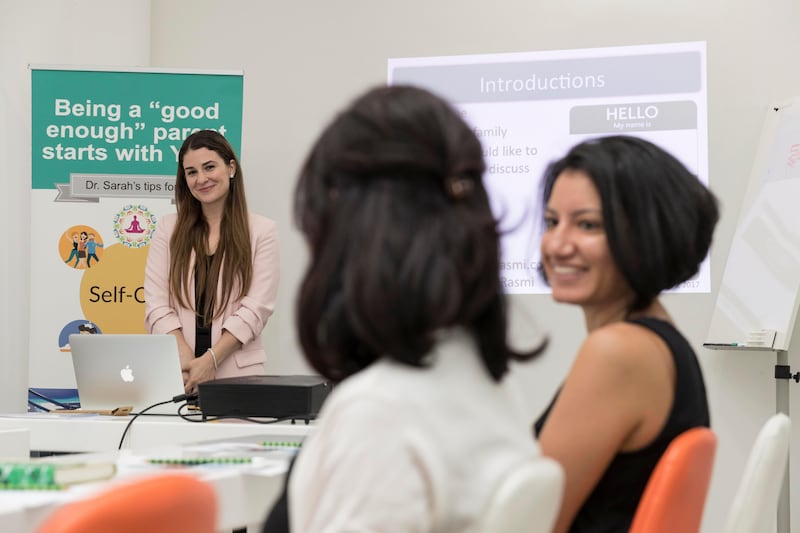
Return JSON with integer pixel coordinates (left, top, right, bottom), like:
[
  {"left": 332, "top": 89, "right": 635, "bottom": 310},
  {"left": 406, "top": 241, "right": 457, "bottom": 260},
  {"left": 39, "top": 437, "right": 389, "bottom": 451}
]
[{"left": 787, "top": 144, "right": 800, "bottom": 167}]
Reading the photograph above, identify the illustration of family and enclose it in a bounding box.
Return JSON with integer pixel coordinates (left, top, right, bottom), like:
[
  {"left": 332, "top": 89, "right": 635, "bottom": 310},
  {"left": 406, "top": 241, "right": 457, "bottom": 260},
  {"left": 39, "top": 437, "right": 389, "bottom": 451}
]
[{"left": 63, "top": 230, "right": 104, "bottom": 269}]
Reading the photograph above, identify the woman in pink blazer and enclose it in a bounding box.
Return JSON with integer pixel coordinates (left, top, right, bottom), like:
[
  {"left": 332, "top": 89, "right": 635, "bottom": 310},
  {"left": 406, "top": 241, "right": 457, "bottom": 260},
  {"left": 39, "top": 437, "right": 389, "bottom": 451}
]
[{"left": 144, "top": 130, "right": 279, "bottom": 393}]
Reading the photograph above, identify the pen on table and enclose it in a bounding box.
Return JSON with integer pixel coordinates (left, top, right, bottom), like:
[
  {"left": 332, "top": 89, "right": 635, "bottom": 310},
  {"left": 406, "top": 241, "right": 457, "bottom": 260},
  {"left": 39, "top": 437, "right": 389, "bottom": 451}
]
[{"left": 704, "top": 342, "right": 739, "bottom": 347}]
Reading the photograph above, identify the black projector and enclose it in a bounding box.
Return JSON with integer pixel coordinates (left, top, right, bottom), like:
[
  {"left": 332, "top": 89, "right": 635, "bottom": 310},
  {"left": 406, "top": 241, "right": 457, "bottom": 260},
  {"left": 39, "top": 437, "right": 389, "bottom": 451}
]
[{"left": 197, "top": 375, "right": 331, "bottom": 421}]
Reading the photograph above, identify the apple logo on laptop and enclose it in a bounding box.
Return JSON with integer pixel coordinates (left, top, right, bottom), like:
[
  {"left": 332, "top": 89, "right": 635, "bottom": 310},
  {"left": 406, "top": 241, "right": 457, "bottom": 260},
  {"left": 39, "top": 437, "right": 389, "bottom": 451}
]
[{"left": 120, "top": 365, "right": 135, "bottom": 383}]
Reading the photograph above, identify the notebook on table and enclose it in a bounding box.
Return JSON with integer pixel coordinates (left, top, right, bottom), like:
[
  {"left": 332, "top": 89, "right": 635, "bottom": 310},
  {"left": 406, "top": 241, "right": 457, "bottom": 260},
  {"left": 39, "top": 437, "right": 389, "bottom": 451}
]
[{"left": 68, "top": 334, "right": 187, "bottom": 415}]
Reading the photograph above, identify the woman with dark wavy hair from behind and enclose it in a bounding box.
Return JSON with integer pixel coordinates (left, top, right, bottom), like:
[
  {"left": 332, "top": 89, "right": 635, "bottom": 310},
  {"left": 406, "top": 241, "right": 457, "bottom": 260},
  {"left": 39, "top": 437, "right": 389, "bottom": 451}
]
[{"left": 264, "top": 85, "right": 548, "bottom": 532}]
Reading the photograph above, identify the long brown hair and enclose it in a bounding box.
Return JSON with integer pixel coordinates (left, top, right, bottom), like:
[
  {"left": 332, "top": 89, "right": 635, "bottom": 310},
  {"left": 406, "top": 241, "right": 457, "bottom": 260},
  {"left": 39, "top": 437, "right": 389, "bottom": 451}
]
[{"left": 169, "top": 130, "right": 252, "bottom": 324}]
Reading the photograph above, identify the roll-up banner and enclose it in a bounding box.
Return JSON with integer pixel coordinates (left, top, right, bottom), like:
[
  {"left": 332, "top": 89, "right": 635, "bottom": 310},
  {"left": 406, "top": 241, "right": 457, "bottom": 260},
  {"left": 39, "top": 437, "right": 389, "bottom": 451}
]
[{"left": 30, "top": 66, "right": 244, "bottom": 387}]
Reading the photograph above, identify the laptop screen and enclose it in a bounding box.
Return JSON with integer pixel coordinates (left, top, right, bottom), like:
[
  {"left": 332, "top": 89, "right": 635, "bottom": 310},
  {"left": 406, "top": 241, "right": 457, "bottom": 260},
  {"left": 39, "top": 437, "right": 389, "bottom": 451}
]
[{"left": 68, "top": 334, "right": 186, "bottom": 415}]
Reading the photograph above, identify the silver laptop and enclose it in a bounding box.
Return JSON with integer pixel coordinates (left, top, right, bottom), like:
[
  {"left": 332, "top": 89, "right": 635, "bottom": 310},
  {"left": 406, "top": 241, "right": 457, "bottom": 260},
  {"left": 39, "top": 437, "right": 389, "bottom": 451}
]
[{"left": 68, "top": 334, "right": 187, "bottom": 415}]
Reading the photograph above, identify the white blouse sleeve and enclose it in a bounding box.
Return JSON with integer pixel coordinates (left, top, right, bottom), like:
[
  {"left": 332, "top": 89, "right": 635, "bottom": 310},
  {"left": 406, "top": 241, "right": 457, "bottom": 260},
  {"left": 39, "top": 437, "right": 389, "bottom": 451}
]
[{"left": 288, "top": 396, "right": 444, "bottom": 533}]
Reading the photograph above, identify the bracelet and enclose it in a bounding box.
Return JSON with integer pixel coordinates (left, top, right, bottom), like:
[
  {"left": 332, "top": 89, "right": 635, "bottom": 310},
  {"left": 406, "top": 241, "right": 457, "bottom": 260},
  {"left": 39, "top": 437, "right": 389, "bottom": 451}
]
[{"left": 207, "top": 347, "right": 218, "bottom": 370}]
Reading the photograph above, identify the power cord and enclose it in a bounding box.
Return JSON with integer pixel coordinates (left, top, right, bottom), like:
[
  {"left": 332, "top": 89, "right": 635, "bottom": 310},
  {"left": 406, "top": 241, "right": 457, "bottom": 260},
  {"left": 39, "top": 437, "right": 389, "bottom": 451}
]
[
  {"left": 117, "top": 392, "right": 198, "bottom": 450},
  {"left": 174, "top": 403, "right": 316, "bottom": 425}
]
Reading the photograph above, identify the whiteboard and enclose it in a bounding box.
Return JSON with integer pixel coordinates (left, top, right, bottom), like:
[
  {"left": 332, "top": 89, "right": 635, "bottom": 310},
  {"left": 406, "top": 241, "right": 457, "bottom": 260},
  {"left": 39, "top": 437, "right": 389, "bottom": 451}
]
[
  {"left": 387, "top": 41, "right": 710, "bottom": 295},
  {"left": 706, "top": 99, "right": 800, "bottom": 351}
]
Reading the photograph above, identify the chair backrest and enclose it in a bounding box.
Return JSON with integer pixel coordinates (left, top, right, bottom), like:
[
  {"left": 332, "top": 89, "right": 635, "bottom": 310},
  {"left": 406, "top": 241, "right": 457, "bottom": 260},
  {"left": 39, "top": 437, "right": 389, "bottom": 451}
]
[
  {"left": 723, "top": 413, "right": 791, "bottom": 533},
  {"left": 35, "top": 473, "right": 217, "bottom": 533},
  {"left": 479, "top": 456, "right": 564, "bottom": 533},
  {"left": 628, "top": 426, "right": 717, "bottom": 533}
]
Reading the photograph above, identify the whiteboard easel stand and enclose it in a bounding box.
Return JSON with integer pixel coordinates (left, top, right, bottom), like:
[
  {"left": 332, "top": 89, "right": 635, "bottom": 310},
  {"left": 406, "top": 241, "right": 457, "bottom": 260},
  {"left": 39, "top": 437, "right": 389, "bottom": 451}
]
[
  {"left": 774, "top": 349, "right": 792, "bottom": 533},
  {"left": 705, "top": 342, "right": 791, "bottom": 533},
  {"left": 703, "top": 100, "right": 800, "bottom": 533}
]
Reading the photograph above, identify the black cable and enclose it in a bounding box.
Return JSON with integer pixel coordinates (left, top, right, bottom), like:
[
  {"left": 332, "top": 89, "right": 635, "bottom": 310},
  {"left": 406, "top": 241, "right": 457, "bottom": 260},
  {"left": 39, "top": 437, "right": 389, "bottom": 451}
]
[
  {"left": 27, "top": 389, "right": 78, "bottom": 410},
  {"left": 118, "top": 394, "right": 313, "bottom": 447},
  {"left": 176, "top": 403, "right": 205, "bottom": 420},
  {"left": 180, "top": 414, "right": 300, "bottom": 424},
  {"left": 175, "top": 406, "right": 315, "bottom": 424},
  {"left": 117, "top": 393, "right": 199, "bottom": 450},
  {"left": 171, "top": 392, "right": 199, "bottom": 403}
]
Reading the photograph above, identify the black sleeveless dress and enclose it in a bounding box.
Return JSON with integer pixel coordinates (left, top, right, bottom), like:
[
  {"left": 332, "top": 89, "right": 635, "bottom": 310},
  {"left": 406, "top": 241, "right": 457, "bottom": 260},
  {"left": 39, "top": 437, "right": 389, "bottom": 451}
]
[
  {"left": 194, "top": 255, "right": 213, "bottom": 357},
  {"left": 534, "top": 317, "right": 710, "bottom": 533}
]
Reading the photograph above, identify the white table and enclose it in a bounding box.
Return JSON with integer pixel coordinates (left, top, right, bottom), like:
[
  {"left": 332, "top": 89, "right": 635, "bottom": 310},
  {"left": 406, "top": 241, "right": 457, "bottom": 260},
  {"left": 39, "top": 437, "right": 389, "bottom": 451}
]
[
  {"left": 0, "top": 413, "right": 313, "bottom": 452},
  {"left": 0, "top": 436, "right": 297, "bottom": 532}
]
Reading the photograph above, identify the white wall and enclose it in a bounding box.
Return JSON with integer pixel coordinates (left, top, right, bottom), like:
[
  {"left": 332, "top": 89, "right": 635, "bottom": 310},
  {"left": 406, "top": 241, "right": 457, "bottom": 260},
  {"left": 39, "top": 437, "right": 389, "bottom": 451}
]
[
  {"left": 4, "top": 0, "right": 800, "bottom": 531},
  {"left": 149, "top": 2, "right": 800, "bottom": 531},
  {"left": 0, "top": 0, "right": 151, "bottom": 411}
]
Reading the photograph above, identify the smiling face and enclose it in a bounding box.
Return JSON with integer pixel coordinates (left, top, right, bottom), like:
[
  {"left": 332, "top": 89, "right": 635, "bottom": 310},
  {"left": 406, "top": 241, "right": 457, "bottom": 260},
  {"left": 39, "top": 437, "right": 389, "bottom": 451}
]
[
  {"left": 540, "top": 169, "right": 633, "bottom": 314},
  {"left": 182, "top": 147, "right": 235, "bottom": 210}
]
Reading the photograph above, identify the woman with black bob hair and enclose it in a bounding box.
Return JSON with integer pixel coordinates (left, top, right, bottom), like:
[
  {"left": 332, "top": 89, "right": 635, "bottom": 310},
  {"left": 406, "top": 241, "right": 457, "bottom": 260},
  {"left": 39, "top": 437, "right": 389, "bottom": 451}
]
[
  {"left": 283, "top": 85, "right": 547, "bottom": 531},
  {"left": 533, "top": 135, "right": 719, "bottom": 533}
]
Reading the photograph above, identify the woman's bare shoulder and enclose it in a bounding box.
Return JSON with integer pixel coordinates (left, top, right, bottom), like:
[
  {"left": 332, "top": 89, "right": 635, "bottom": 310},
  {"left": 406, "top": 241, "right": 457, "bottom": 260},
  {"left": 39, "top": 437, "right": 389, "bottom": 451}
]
[{"left": 577, "top": 321, "right": 670, "bottom": 377}]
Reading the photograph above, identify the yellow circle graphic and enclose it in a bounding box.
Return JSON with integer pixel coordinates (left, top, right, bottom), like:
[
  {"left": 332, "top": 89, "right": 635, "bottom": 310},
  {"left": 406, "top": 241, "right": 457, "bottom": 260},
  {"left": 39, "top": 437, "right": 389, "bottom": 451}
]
[{"left": 80, "top": 243, "right": 148, "bottom": 333}]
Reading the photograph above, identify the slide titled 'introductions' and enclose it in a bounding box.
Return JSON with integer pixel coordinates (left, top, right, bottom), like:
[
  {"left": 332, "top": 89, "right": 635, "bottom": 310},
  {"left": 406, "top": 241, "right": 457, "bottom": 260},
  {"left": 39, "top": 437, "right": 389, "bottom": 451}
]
[{"left": 389, "top": 41, "right": 709, "bottom": 295}]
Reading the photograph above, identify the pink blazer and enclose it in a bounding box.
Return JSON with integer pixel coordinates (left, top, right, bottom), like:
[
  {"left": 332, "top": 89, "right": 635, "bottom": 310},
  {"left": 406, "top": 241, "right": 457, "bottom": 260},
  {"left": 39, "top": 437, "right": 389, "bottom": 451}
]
[{"left": 144, "top": 213, "right": 280, "bottom": 377}]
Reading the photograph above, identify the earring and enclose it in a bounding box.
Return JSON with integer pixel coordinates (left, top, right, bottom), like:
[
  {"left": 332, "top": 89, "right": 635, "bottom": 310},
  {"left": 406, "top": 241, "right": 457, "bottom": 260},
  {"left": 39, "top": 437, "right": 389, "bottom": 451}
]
[{"left": 229, "top": 174, "right": 234, "bottom": 179}]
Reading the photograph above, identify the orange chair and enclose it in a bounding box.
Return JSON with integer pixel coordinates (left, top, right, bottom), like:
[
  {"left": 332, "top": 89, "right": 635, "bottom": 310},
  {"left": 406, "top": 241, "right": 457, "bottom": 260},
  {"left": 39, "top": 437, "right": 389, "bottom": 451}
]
[
  {"left": 628, "top": 427, "right": 717, "bottom": 533},
  {"left": 36, "top": 473, "right": 217, "bottom": 533}
]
